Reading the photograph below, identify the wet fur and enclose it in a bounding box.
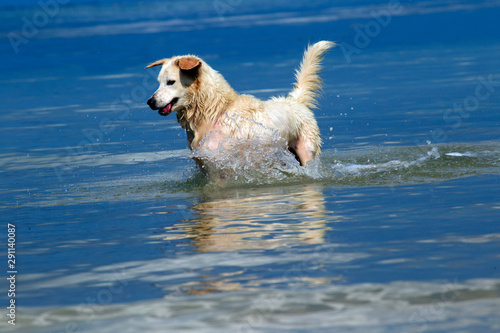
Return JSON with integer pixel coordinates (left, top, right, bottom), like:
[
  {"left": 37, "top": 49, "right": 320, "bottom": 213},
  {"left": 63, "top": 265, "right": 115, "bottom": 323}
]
[{"left": 146, "top": 41, "right": 335, "bottom": 166}]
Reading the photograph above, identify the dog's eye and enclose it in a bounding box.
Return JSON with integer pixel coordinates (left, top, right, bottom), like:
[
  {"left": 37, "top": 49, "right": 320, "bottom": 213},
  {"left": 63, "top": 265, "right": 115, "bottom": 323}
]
[{"left": 167, "top": 80, "right": 175, "bottom": 86}]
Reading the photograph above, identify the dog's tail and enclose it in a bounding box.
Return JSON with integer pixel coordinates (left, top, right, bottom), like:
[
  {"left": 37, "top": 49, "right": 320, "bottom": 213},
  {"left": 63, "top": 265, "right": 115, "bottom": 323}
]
[{"left": 288, "top": 41, "right": 335, "bottom": 109}]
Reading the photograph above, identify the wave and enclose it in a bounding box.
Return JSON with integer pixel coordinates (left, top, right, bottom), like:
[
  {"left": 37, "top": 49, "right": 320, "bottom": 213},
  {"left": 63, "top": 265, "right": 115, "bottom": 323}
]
[
  {"left": 190, "top": 136, "right": 500, "bottom": 188},
  {"left": 3, "top": 138, "right": 499, "bottom": 208},
  {"left": 2, "top": 0, "right": 500, "bottom": 39},
  {"left": 6, "top": 277, "right": 500, "bottom": 333}
]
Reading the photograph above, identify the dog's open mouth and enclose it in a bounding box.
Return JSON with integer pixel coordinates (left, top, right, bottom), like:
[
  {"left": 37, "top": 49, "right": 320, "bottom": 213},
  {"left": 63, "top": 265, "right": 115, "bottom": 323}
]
[{"left": 158, "top": 98, "right": 179, "bottom": 116}]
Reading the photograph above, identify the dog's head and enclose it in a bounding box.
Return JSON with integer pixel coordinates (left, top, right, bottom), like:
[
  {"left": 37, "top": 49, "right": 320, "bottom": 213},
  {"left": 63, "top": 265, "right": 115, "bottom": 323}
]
[{"left": 146, "top": 56, "right": 202, "bottom": 116}]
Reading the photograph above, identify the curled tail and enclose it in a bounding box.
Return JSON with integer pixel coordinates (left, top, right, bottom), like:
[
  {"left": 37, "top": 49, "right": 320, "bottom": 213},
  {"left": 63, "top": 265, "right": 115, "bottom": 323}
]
[{"left": 288, "top": 41, "right": 335, "bottom": 109}]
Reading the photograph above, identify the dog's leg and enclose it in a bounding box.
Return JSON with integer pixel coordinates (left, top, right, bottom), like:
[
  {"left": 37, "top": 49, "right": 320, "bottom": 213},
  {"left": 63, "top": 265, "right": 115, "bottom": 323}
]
[{"left": 291, "top": 136, "right": 315, "bottom": 166}]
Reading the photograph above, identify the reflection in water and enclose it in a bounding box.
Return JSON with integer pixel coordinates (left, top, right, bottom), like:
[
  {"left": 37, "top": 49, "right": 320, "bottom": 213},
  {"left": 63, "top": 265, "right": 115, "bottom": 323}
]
[
  {"left": 160, "top": 184, "right": 338, "bottom": 295},
  {"left": 182, "top": 184, "right": 332, "bottom": 252}
]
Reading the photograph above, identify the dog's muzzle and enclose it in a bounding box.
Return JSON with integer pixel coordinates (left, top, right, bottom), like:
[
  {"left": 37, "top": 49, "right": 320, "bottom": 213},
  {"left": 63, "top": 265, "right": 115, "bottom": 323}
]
[{"left": 147, "top": 97, "right": 179, "bottom": 116}]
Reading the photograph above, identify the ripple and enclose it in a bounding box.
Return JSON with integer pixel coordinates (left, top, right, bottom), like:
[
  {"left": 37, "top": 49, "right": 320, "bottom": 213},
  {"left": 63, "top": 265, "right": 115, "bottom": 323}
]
[{"left": 7, "top": 278, "right": 500, "bottom": 333}]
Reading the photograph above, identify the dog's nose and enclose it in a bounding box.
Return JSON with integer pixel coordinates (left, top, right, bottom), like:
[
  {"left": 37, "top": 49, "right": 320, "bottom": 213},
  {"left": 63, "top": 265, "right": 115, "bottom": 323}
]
[{"left": 147, "top": 97, "right": 156, "bottom": 110}]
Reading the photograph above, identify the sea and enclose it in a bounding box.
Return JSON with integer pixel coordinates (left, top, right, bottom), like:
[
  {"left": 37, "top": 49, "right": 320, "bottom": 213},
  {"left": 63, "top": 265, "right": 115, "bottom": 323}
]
[{"left": 1, "top": 0, "right": 499, "bottom": 332}]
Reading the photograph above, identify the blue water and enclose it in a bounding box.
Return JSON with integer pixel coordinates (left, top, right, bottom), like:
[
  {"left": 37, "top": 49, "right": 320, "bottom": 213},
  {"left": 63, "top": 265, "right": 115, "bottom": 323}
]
[{"left": 1, "top": 0, "right": 500, "bottom": 332}]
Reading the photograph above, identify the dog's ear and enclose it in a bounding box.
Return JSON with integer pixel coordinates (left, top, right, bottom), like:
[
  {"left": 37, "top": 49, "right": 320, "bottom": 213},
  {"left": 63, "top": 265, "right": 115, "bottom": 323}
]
[
  {"left": 145, "top": 59, "right": 169, "bottom": 69},
  {"left": 177, "top": 57, "right": 201, "bottom": 71}
]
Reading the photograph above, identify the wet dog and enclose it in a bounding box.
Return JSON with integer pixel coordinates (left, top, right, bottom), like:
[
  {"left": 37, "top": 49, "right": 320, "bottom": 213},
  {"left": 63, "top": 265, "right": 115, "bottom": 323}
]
[{"left": 146, "top": 41, "right": 334, "bottom": 167}]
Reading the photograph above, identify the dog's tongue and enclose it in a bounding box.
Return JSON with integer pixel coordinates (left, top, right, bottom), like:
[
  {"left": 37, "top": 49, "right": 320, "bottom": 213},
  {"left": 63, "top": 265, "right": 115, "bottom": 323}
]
[{"left": 161, "top": 103, "right": 172, "bottom": 115}]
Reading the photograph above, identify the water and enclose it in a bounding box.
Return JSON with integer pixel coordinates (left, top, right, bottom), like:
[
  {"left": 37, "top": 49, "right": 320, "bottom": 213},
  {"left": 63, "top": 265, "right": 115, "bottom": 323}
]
[{"left": 1, "top": 0, "right": 500, "bottom": 332}]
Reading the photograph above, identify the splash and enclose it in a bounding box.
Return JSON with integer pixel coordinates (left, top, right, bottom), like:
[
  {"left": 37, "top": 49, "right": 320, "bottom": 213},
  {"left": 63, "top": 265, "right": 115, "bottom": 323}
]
[
  {"left": 331, "top": 147, "right": 440, "bottom": 176},
  {"left": 190, "top": 135, "right": 500, "bottom": 188},
  {"left": 191, "top": 133, "right": 317, "bottom": 186}
]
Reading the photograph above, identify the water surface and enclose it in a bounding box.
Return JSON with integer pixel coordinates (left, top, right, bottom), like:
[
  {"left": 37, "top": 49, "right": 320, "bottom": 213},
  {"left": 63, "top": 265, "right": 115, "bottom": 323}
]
[{"left": 1, "top": 0, "right": 500, "bottom": 332}]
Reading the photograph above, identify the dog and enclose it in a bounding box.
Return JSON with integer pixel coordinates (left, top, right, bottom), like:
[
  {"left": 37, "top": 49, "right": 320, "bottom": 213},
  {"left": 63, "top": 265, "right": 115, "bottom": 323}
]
[{"left": 146, "top": 41, "right": 334, "bottom": 167}]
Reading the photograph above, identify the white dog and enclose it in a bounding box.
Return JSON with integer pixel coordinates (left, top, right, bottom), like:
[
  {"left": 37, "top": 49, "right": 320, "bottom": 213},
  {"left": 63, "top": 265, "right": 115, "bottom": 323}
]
[{"left": 146, "top": 41, "right": 334, "bottom": 167}]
